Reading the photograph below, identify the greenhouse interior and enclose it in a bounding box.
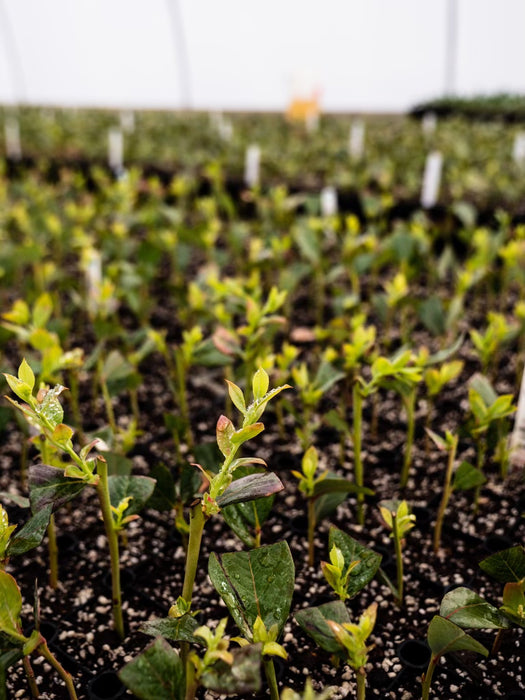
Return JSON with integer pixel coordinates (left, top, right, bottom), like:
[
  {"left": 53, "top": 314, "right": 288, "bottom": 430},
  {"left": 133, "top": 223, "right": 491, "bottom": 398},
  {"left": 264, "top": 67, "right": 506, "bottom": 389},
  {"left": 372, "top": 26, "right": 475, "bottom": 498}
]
[{"left": 0, "top": 2, "right": 524, "bottom": 699}]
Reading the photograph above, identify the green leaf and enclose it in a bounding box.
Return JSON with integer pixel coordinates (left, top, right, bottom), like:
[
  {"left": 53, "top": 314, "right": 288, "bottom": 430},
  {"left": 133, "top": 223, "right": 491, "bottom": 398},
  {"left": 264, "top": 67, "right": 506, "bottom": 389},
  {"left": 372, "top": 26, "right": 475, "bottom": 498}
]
[
  {"left": 312, "top": 476, "right": 373, "bottom": 498},
  {"left": 51, "top": 423, "right": 74, "bottom": 446},
  {"left": 0, "top": 572, "right": 23, "bottom": 639},
  {"left": 29, "top": 464, "right": 86, "bottom": 513},
  {"left": 222, "top": 471, "right": 276, "bottom": 548},
  {"left": 479, "top": 546, "right": 525, "bottom": 583},
  {"left": 225, "top": 380, "right": 246, "bottom": 415},
  {"left": 252, "top": 368, "right": 269, "bottom": 401},
  {"left": 7, "top": 504, "right": 52, "bottom": 557},
  {"left": 216, "top": 473, "right": 283, "bottom": 508},
  {"left": 231, "top": 423, "right": 265, "bottom": 445},
  {"left": 0, "top": 492, "right": 29, "bottom": 509},
  {"left": 452, "top": 462, "right": 486, "bottom": 491},
  {"left": 18, "top": 360, "right": 35, "bottom": 392},
  {"left": 295, "top": 601, "right": 351, "bottom": 655},
  {"left": 3, "top": 374, "right": 32, "bottom": 404},
  {"left": 427, "top": 616, "right": 488, "bottom": 658},
  {"left": 119, "top": 637, "right": 184, "bottom": 700},
  {"left": 201, "top": 643, "right": 262, "bottom": 694},
  {"left": 108, "top": 475, "right": 156, "bottom": 517},
  {"left": 141, "top": 615, "right": 201, "bottom": 643},
  {"left": 36, "top": 385, "right": 66, "bottom": 428},
  {"left": 32, "top": 292, "right": 53, "bottom": 329},
  {"left": 501, "top": 581, "right": 525, "bottom": 627},
  {"left": 440, "top": 587, "right": 512, "bottom": 629},
  {"left": 209, "top": 541, "right": 295, "bottom": 641},
  {"left": 328, "top": 528, "right": 382, "bottom": 599}
]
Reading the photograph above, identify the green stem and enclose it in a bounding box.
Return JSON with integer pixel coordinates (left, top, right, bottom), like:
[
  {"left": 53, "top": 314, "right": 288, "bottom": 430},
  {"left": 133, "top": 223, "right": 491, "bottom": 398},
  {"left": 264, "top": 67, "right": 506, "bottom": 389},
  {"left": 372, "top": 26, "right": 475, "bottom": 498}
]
[
  {"left": 97, "top": 357, "right": 118, "bottom": 436},
  {"left": 353, "top": 383, "right": 365, "bottom": 525},
  {"left": 400, "top": 391, "right": 416, "bottom": 489},
  {"left": 433, "top": 435, "right": 458, "bottom": 553},
  {"left": 67, "top": 371, "right": 85, "bottom": 443},
  {"left": 184, "top": 657, "right": 198, "bottom": 700},
  {"left": 174, "top": 350, "right": 193, "bottom": 448},
  {"left": 356, "top": 666, "right": 366, "bottom": 700},
  {"left": 95, "top": 460, "right": 124, "bottom": 639},
  {"left": 38, "top": 641, "right": 78, "bottom": 700},
  {"left": 392, "top": 511, "right": 404, "bottom": 607},
  {"left": 307, "top": 497, "right": 316, "bottom": 567},
  {"left": 421, "top": 656, "right": 438, "bottom": 700},
  {"left": 263, "top": 657, "right": 280, "bottom": 700},
  {"left": 182, "top": 503, "right": 206, "bottom": 604},
  {"left": 47, "top": 513, "right": 58, "bottom": 589}
]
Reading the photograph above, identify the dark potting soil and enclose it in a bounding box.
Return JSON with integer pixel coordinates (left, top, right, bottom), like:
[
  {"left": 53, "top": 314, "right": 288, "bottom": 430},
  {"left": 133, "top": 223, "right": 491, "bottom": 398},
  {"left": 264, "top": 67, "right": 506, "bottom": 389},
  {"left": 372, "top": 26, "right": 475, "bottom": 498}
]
[{"left": 1, "top": 327, "right": 524, "bottom": 699}]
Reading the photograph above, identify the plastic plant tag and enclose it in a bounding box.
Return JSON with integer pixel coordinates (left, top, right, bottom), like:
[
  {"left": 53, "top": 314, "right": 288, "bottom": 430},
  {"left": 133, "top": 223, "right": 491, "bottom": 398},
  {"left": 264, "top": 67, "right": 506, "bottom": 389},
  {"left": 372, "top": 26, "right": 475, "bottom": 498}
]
[
  {"left": 420, "top": 151, "right": 443, "bottom": 208},
  {"left": 4, "top": 117, "right": 21, "bottom": 160},
  {"left": 244, "top": 144, "right": 261, "bottom": 188},
  {"left": 108, "top": 127, "right": 124, "bottom": 174},
  {"left": 513, "top": 132, "right": 525, "bottom": 167},
  {"left": 510, "top": 367, "right": 525, "bottom": 466},
  {"left": 421, "top": 112, "right": 437, "bottom": 136},
  {"left": 119, "top": 110, "right": 135, "bottom": 133},
  {"left": 320, "top": 186, "right": 338, "bottom": 217},
  {"left": 348, "top": 120, "right": 365, "bottom": 161}
]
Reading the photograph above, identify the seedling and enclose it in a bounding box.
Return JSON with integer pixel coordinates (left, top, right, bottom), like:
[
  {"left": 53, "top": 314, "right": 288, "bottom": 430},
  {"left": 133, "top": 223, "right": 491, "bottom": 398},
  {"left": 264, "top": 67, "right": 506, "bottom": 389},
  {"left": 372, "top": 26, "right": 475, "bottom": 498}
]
[
  {"left": 426, "top": 429, "right": 485, "bottom": 552},
  {"left": 280, "top": 679, "right": 334, "bottom": 699},
  {"left": 296, "top": 600, "right": 376, "bottom": 700},
  {"left": 4, "top": 359, "right": 155, "bottom": 638},
  {"left": 0, "top": 570, "right": 78, "bottom": 699},
  {"left": 292, "top": 447, "right": 371, "bottom": 566},
  {"left": 422, "top": 615, "right": 488, "bottom": 700},
  {"left": 470, "top": 311, "right": 518, "bottom": 376},
  {"left": 378, "top": 499, "right": 415, "bottom": 607},
  {"left": 322, "top": 528, "right": 382, "bottom": 602}
]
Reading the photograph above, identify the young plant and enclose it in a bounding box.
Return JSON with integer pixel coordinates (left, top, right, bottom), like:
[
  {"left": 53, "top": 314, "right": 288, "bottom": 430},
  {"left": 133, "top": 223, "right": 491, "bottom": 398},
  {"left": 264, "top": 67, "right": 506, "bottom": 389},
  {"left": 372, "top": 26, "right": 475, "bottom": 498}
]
[
  {"left": 470, "top": 311, "right": 518, "bottom": 377},
  {"left": 321, "top": 528, "right": 382, "bottom": 602},
  {"left": 4, "top": 359, "right": 155, "bottom": 639},
  {"left": 422, "top": 615, "right": 488, "bottom": 700},
  {"left": 280, "top": 679, "right": 334, "bottom": 700},
  {"left": 295, "top": 600, "right": 377, "bottom": 700},
  {"left": 426, "top": 429, "right": 485, "bottom": 552},
  {"left": 292, "top": 446, "right": 371, "bottom": 566},
  {"left": 378, "top": 499, "right": 415, "bottom": 607},
  {"left": 0, "top": 570, "right": 78, "bottom": 699},
  {"left": 179, "top": 368, "right": 290, "bottom": 608}
]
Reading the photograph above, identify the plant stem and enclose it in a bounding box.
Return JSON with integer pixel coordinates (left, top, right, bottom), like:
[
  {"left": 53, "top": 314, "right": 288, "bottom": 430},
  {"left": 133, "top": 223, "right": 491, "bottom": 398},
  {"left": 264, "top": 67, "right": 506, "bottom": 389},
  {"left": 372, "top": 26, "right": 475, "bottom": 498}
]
[
  {"left": 307, "top": 497, "right": 316, "bottom": 567},
  {"left": 67, "top": 370, "right": 85, "bottom": 443},
  {"left": 95, "top": 459, "right": 124, "bottom": 639},
  {"left": 38, "top": 641, "right": 78, "bottom": 700},
  {"left": 23, "top": 656, "right": 39, "bottom": 697},
  {"left": 356, "top": 667, "right": 366, "bottom": 700},
  {"left": 491, "top": 628, "right": 506, "bottom": 656},
  {"left": 421, "top": 657, "right": 438, "bottom": 700},
  {"left": 400, "top": 390, "right": 416, "bottom": 489},
  {"left": 352, "top": 383, "right": 365, "bottom": 525},
  {"left": 263, "top": 657, "right": 280, "bottom": 700},
  {"left": 392, "top": 511, "right": 404, "bottom": 607},
  {"left": 181, "top": 503, "right": 206, "bottom": 604},
  {"left": 47, "top": 513, "right": 58, "bottom": 589},
  {"left": 184, "top": 657, "right": 198, "bottom": 700},
  {"left": 97, "top": 357, "right": 118, "bottom": 436},
  {"left": 433, "top": 435, "right": 458, "bottom": 553}
]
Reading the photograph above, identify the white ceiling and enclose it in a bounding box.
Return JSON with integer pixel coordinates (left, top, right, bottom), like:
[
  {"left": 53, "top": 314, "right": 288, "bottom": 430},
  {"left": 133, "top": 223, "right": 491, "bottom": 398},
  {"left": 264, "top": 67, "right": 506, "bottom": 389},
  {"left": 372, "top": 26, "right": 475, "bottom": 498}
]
[{"left": 0, "top": 0, "right": 524, "bottom": 112}]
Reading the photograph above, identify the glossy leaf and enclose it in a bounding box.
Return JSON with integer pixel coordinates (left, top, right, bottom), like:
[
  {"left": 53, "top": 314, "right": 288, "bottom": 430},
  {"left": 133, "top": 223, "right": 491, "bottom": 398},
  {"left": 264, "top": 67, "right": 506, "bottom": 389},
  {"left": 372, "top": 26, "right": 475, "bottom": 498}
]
[
  {"left": 452, "top": 461, "right": 486, "bottom": 491},
  {"left": 7, "top": 504, "right": 53, "bottom": 557},
  {"left": 0, "top": 572, "right": 22, "bottom": 639},
  {"left": 29, "top": 464, "right": 86, "bottom": 513},
  {"left": 479, "top": 546, "right": 525, "bottom": 583},
  {"left": 295, "top": 601, "right": 351, "bottom": 655},
  {"left": 141, "top": 614, "right": 201, "bottom": 643},
  {"left": 440, "top": 587, "right": 511, "bottom": 629},
  {"left": 147, "top": 464, "right": 176, "bottom": 511},
  {"left": 216, "top": 472, "right": 283, "bottom": 508},
  {"left": 108, "top": 475, "right": 156, "bottom": 517},
  {"left": 501, "top": 581, "right": 525, "bottom": 627},
  {"left": 328, "top": 528, "right": 382, "bottom": 599},
  {"left": 225, "top": 380, "right": 246, "bottom": 415},
  {"left": 36, "top": 385, "right": 66, "bottom": 429},
  {"left": 427, "top": 616, "right": 488, "bottom": 658},
  {"left": 119, "top": 637, "right": 184, "bottom": 700},
  {"left": 209, "top": 541, "right": 294, "bottom": 640},
  {"left": 230, "top": 423, "right": 264, "bottom": 445}
]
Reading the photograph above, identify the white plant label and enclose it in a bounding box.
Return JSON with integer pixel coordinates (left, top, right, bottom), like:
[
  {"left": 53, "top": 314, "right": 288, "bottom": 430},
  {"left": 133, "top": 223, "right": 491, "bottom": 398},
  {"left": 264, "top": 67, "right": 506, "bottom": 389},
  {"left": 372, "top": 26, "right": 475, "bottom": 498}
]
[
  {"left": 4, "top": 118, "right": 22, "bottom": 160},
  {"left": 349, "top": 120, "right": 365, "bottom": 160},
  {"left": 422, "top": 112, "right": 437, "bottom": 136},
  {"left": 120, "top": 110, "right": 135, "bottom": 133},
  {"left": 420, "top": 151, "right": 443, "bottom": 208},
  {"left": 108, "top": 128, "right": 124, "bottom": 173},
  {"left": 512, "top": 132, "right": 525, "bottom": 167},
  {"left": 510, "top": 368, "right": 525, "bottom": 466},
  {"left": 320, "top": 186, "right": 338, "bottom": 217},
  {"left": 85, "top": 249, "right": 102, "bottom": 317},
  {"left": 244, "top": 144, "right": 261, "bottom": 188}
]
